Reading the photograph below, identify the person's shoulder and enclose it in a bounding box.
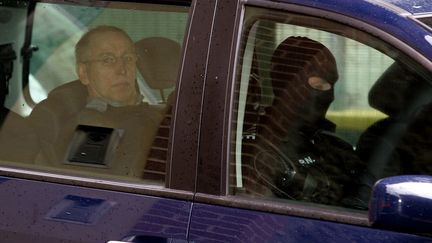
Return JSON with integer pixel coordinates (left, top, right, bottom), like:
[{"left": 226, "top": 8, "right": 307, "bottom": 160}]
[
  {"left": 31, "top": 80, "right": 87, "bottom": 116},
  {"left": 141, "top": 102, "right": 170, "bottom": 113},
  {"left": 316, "top": 130, "right": 354, "bottom": 151},
  {"left": 138, "top": 102, "right": 168, "bottom": 124}
]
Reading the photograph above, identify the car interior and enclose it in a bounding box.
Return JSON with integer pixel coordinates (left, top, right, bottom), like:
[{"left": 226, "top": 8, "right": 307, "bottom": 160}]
[
  {"left": 0, "top": 1, "right": 188, "bottom": 184},
  {"left": 231, "top": 8, "right": 432, "bottom": 210}
]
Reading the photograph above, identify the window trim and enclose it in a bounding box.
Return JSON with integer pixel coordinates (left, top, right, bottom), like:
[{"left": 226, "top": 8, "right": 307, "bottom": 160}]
[
  {"left": 194, "top": 0, "right": 243, "bottom": 195},
  {"left": 0, "top": 166, "right": 194, "bottom": 200},
  {"left": 195, "top": 193, "right": 369, "bottom": 226}
]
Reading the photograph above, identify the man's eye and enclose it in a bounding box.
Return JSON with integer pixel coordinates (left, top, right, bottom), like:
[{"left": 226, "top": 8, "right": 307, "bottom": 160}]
[{"left": 102, "top": 56, "right": 116, "bottom": 64}]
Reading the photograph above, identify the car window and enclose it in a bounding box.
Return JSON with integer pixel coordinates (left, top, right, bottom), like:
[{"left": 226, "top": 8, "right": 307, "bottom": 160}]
[
  {"left": 29, "top": 2, "right": 187, "bottom": 106},
  {"left": 417, "top": 16, "right": 432, "bottom": 30},
  {"left": 0, "top": 1, "right": 190, "bottom": 186},
  {"left": 230, "top": 7, "right": 432, "bottom": 210}
]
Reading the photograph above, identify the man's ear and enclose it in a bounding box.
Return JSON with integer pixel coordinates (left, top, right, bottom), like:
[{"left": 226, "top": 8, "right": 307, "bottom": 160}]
[{"left": 77, "top": 63, "right": 90, "bottom": 85}]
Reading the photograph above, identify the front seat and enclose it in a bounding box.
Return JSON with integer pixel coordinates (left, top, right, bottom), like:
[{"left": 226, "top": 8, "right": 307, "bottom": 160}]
[
  {"left": 355, "top": 62, "right": 432, "bottom": 206},
  {"left": 135, "top": 37, "right": 181, "bottom": 181}
]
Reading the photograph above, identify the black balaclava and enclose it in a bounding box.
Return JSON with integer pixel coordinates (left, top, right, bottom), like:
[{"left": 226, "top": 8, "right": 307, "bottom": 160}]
[
  {"left": 265, "top": 37, "right": 341, "bottom": 202},
  {"left": 269, "top": 36, "right": 339, "bottom": 136}
]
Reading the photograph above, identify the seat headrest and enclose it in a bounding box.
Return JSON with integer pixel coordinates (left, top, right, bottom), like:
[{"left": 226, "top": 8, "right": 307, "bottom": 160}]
[
  {"left": 369, "top": 62, "right": 428, "bottom": 117},
  {"left": 135, "top": 37, "right": 181, "bottom": 90}
]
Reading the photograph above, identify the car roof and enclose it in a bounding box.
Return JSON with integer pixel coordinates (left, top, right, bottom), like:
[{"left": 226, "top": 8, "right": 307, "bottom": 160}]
[
  {"left": 274, "top": 0, "right": 432, "bottom": 62},
  {"left": 381, "top": 0, "right": 432, "bottom": 15}
]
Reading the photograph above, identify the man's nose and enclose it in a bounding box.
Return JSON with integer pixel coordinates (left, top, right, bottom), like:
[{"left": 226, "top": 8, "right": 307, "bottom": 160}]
[{"left": 116, "top": 58, "right": 129, "bottom": 74}]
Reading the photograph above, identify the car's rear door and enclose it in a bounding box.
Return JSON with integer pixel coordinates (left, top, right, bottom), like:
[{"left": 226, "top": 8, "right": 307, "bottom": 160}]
[
  {"left": 0, "top": 0, "right": 211, "bottom": 242},
  {"left": 189, "top": 0, "right": 432, "bottom": 241}
]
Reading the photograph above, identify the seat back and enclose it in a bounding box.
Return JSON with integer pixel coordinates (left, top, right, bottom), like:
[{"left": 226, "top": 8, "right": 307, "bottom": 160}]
[
  {"left": 368, "top": 62, "right": 432, "bottom": 119},
  {"left": 135, "top": 37, "right": 180, "bottom": 102},
  {"left": 234, "top": 52, "right": 266, "bottom": 195},
  {"left": 135, "top": 37, "right": 181, "bottom": 181},
  {"left": 29, "top": 80, "right": 87, "bottom": 149},
  {"left": 356, "top": 62, "right": 432, "bottom": 196}
]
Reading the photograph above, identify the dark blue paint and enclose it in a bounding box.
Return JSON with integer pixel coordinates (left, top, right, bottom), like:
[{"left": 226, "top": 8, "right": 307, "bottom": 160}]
[
  {"left": 0, "top": 176, "right": 10, "bottom": 183},
  {"left": 383, "top": 0, "right": 432, "bottom": 14},
  {"left": 2, "top": 0, "right": 432, "bottom": 242},
  {"left": 190, "top": 203, "right": 432, "bottom": 242},
  {"left": 369, "top": 175, "right": 432, "bottom": 233},
  {"left": 47, "top": 195, "right": 109, "bottom": 224},
  {"left": 0, "top": 176, "right": 191, "bottom": 242},
  {"left": 277, "top": 0, "right": 432, "bottom": 61}
]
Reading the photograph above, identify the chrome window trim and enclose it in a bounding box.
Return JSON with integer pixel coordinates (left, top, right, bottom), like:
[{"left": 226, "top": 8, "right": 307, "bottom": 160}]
[
  {"left": 0, "top": 166, "right": 194, "bottom": 200},
  {"left": 412, "top": 14, "right": 432, "bottom": 32},
  {"left": 195, "top": 193, "right": 369, "bottom": 226}
]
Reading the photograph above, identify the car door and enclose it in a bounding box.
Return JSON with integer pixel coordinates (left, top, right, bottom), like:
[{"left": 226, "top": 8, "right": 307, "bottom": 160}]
[
  {"left": 0, "top": 0, "right": 210, "bottom": 242},
  {"left": 189, "top": 0, "right": 432, "bottom": 242}
]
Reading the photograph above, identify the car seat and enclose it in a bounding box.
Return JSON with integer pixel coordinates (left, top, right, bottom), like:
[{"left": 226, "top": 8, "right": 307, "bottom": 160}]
[
  {"left": 0, "top": 43, "right": 39, "bottom": 163},
  {"left": 355, "top": 62, "right": 432, "bottom": 205},
  {"left": 135, "top": 37, "right": 181, "bottom": 181},
  {"left": 29, "top": 80, "right": 89, "bottom": 164},
  {"left": 234, "top": 50, "right": 268, "bottom": 195}
]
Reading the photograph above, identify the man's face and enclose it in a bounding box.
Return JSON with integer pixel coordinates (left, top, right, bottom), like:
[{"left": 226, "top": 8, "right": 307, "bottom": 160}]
[{"left": 78, "top": 31, "right": 138, "bottom": 105}]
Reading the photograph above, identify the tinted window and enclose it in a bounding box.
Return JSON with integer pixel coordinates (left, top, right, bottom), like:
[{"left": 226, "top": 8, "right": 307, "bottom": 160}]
[
  {"left": 0, "top": 1, "right": 190, "bottom": 185},
  {"left": 418, "top": 16, "right": 432, "bottom": 29},
  {"left": 230, "top": 7, "right": 432, "bottom": 210}
]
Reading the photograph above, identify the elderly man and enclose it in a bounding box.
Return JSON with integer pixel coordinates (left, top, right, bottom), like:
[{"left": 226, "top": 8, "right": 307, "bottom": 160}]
[
  {"left": 29, "top": 26, "right": 163, "bottom": 178},
  {"left": 76, "top": 26, "right": 141, "bottom": 109}
]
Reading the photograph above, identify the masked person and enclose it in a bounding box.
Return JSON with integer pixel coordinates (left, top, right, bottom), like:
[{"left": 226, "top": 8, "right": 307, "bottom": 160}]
[
  {"left": 254, "top": 37, "right": 364, "bottom": 206},
  {"left": 29, "top": 26, "right": 163, "bottom": 177}
]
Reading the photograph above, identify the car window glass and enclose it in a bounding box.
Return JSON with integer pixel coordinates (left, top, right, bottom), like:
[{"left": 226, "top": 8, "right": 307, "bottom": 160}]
[
  {"left": 231, "top": 7, "right": 432, "bottom": 210},
  {"left": 418, "top": 16, "right": 432, "bottom": 30},
  {"left": 0, "top": 1, "right": 190, "bottom": 186}
]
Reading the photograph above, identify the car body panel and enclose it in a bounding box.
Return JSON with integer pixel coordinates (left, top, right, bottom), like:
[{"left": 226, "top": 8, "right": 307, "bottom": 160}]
[
  {"left": 381, "top": 0, "right": 432, "bottom": 15},
  {"left": 1, "top": 0, "right": 432, "bottom": 242},
  {"left": 267, "top": 0, "right": 432, "bottom": 61},
  {"left": 369, "top": 175, "right": 432, "bottom": 233},
  {"left": 189, "top": 203, "right": 432, "bottom": 242},
  {"left": 0, "top": 176, "right": 192, "bottom": 242}
]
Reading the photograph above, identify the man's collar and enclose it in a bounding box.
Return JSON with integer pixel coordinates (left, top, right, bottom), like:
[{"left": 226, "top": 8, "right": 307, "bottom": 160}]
[{"left": 86, "top": 94, "right": 144, "bottom": 112}]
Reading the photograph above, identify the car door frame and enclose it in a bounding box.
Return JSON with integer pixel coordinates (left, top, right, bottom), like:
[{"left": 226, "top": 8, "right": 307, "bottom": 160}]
[
  {"left": 0, "top": 0, "right": 218, "bottom": 241},
  {"left": 194, "top": 0, "right": 432, "bottom": 235},
  {"left": 0, "top": 0, "right": 217, "bottom": 200}
]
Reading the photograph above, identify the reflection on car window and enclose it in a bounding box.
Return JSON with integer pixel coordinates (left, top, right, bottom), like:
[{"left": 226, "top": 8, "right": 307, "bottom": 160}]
[
  {"left": 0, "top": 1, "right": 189, "bottom": 185},
  {"left": 231, "top": 7, "right": 432, "bottom": 210}
]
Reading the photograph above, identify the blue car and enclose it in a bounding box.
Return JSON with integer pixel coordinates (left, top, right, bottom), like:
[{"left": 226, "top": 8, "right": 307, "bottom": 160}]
[{"left": 1, "top": 0, "right": 432, "bottom": 242}]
